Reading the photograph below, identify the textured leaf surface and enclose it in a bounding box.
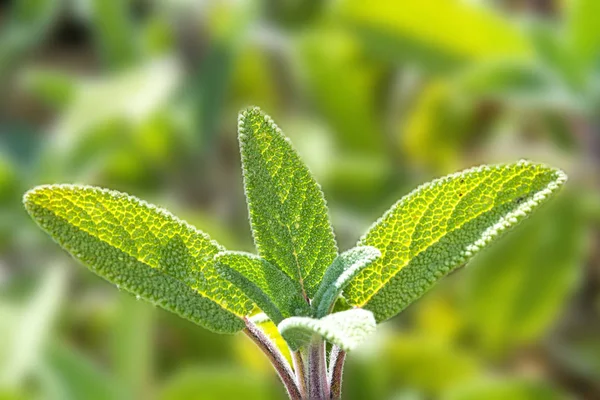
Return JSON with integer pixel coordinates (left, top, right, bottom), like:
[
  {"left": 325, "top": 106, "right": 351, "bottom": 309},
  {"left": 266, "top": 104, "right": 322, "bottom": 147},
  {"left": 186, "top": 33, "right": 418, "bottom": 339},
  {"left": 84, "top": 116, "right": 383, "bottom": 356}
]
[
  {"left": 214, "top": 251, "right": 310, "bottom": 323},
  {"left": 238, "top": 107, "right": 338, "bottom": 298},
  {"left": 24, "top": 185, "right": 253, "bottom": 334},
  {"left": 312, "top": 246, "right": 381, "bottom": 318},
  {"left": 278, "top": 309, "right": 376, "bottom": 352},
  {"left": 344, "top": 161, "right": 567, "bottom": 322}
]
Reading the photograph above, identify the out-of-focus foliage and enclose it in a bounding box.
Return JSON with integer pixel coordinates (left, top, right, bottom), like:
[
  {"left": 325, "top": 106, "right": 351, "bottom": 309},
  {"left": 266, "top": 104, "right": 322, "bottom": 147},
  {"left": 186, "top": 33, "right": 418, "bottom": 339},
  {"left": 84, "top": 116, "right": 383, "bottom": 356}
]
[
  {"left": 1, "top": 0, "right": 599, "bottom": 399},
  {"left": 465, "top": 192, "right": 587, "bottom": 353}
]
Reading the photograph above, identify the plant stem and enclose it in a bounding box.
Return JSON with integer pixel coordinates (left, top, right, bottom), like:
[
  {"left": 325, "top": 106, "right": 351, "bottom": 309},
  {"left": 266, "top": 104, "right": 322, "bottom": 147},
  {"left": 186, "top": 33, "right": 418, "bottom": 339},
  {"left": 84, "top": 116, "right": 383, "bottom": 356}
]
[
  {"left": 243, "top": 318, "right": 301, "bottom": 400},
  {"left": 291, "top": 351, "right": 308, "bottom": 398},
  {"left": 304, "top": 336, "right": 330, "bottom": 399},
  {"left": 328, "top": 345, "right": 346, "bottom": 399}
]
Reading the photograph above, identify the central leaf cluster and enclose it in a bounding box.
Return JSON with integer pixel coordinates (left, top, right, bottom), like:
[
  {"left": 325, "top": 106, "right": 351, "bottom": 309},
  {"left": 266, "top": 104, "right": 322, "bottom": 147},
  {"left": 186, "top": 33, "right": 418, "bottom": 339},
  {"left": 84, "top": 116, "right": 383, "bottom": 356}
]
[
  {"left": 228, "top": 107, "right": 380, "bottom": 349},
  {"left": 23, "top": 106, "right": 566, "bottom": 353}
]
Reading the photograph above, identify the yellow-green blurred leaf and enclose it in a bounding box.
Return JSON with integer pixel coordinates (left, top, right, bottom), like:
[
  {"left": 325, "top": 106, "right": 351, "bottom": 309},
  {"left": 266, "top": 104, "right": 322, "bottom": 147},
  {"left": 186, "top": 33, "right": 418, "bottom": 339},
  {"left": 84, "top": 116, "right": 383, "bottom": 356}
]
[
  {"left": 338, "top": 0, "right": 532, "bottom": 69},
  {"left": 465, "top": 192, "right": 586, "bottom": 352},
  {"left": 159, "top": 367, "right": 274, "bottom": 400},
  {"left": 567, "top": 0, "right": 600, "bottom": 73},
  {"left": 443, "top": 378, "right": 566, "bottom": 400},
  {"left": 401, "top": 81, "right": 469, "bottom": 173},
  {"left": 382, "top": 334, "right": 479, "bottom": 394}
]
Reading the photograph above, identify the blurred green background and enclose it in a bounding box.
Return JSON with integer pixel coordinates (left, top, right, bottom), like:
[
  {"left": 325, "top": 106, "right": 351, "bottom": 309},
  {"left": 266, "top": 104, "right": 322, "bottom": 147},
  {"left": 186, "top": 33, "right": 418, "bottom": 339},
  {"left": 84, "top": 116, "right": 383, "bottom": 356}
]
[{"left": 1, "top": 0, "right": 599, "bottom": 399}]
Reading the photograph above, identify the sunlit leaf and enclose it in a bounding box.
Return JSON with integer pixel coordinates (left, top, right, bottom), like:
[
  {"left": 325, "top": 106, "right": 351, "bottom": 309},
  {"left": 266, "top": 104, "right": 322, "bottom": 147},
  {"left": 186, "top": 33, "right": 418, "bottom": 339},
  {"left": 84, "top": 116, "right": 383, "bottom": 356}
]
[
  {"left": 344, "top": 161, "right": 567, "bottom": 323},
  {"left": 238, "top": 107, "right": 338, "bottom": 298},
  {"left": 278, "top": 309, "right": 376, "bottom": 351},
  {"left": 24, "top": 185, "right": 253, "bottom": 334}
]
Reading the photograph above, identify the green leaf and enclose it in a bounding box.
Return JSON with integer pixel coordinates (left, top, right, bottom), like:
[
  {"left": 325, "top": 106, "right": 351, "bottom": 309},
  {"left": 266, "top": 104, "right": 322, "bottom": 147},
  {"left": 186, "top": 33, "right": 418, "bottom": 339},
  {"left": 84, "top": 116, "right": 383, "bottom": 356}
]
[
  {"left": 214, "top": 251, "right": 310, "bottom": 323},
  {"left": 238, "top": 107, "right": 338, "bottom": 298},
  {"left": 278, "top": 309, "right": 376, "bottom": 351},
  {"left": 344, "top": 161, "right": 567, "bottom": 323},
  {"left": 337, "top": 0, "right": 531, "bottom": 69},
  {"left": 312, "top": 246, "right": 381, "bottom": 318},
  {"left": 23, "top": 184, "right": 253, "bottom": 334},
  {"left": 567, "top": 0, "right": 600, "bottom": 73}
]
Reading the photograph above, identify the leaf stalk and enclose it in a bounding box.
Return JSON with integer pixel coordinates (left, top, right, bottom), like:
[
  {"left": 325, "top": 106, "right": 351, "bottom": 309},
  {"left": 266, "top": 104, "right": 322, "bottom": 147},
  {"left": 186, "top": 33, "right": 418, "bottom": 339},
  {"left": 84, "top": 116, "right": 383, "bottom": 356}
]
[{"left": 243, "top": 318, "right": 302, "bottom": 400}]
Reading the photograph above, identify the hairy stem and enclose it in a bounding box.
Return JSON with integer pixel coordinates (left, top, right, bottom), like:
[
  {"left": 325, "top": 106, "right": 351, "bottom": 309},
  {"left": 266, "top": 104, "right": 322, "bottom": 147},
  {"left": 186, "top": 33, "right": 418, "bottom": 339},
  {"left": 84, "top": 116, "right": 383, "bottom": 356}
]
[
  {"left": 328, "top": 345, "right": 346, "bottom": 399},
  {"left": 291, "top": 351, "right": 308, "bottom": 398},
  {"left": 304, "top": 337, "right": 330, "bottom": 399},
  {"left": 243, "top": 318, "right": 301, "bottom": 400}
]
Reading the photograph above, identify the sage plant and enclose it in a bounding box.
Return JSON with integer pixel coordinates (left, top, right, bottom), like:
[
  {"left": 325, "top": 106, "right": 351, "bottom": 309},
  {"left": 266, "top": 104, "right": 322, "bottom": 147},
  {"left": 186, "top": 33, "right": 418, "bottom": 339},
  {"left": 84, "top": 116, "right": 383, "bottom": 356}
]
[{"left": 24, "top": 107, "right": 566, "bottom": 399}]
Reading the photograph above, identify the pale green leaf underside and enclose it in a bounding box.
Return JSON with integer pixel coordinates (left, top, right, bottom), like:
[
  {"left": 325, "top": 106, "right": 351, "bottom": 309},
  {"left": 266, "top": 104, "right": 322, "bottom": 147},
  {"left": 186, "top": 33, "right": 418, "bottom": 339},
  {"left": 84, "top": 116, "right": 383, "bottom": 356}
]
[
  {"left": 312, "top": 246, "right": 381, "bottom": 318},
  {"left": 214, "top": 251, "right": 310, "bottom": 324},
  {"left": 278, "top": 309, "right": 376, "bottom": 352},
  {"left": 344, "top": 161, "right": 567, "bottom": 322},
  {"left": 23, "top": 185, "right": 253, "bottom": 334},
  {"left": 238, "top": 107, "right": 338, "bottom": 298}
]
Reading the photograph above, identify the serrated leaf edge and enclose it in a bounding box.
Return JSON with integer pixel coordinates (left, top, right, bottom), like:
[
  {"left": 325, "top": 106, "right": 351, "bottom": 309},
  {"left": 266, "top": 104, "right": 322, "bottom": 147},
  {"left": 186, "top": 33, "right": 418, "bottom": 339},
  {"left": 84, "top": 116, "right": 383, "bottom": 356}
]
[
  {"left": 353, "top": 160, "right": 567, "bottom": 307},
  {"left": 23, "top": 184, "right": 249, "bottom": 319},
  {"left": 237, "top": 106, "right": 339, "bottom": 295}
]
